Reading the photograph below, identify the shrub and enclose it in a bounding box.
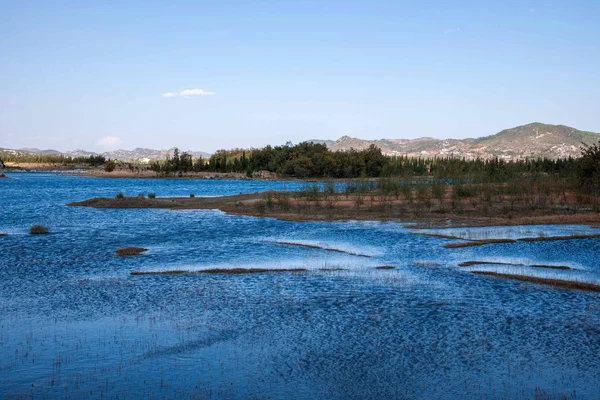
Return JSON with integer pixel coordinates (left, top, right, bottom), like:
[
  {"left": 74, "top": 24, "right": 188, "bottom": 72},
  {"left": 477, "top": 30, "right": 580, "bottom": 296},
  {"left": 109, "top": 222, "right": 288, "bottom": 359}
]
[
  {"left": 415, "top": 185, "right": 429, "bottom": 202},
  {"left": 324, "top": 180, "right": 336, "bottom": 195},
  {"left": 275, "top": 192, "right": 291, "bottom": 210},
  {"left": 148, "top": 193, "right": 156, "bottom": 199},
  {"left": 115, "top": 192, "right": 125, "bottom": 199},
  {"left": 104, "top": 160, "right": 116, "bottom": 172},
  {"left": 300, "top": 182, "right": 321, "bottom": 201},
  {"left": 431, "top": 182, "right": 446, "bottom": 200},
  {"left": 401, "top": 184, "right": 413, "bottom": 203},
  {"left": 455, "top": 185, "right": 476, "bottom": 198},
  {"left": 30, "top": 225, "right": 50, "bottom": 235},
  {"left": 190, "top": 193, "right": 195, "bottom": 198},
  {"left": 263, "top": 191, "right": 275, "bottom": 209}
]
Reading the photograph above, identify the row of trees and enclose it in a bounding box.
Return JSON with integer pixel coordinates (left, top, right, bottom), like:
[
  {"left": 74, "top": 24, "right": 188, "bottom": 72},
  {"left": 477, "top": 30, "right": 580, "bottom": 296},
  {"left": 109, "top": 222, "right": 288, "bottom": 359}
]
[
  {"left": 151, "top": 143, "right": 389, "bottom": 178},
  {"left": 149, "top": 141, "right": 583, "bottom": 182}
]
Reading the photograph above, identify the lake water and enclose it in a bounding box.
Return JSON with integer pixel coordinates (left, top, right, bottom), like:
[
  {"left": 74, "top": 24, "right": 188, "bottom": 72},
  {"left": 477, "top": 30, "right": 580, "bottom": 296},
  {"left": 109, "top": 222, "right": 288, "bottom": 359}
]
[{"left": 1, "top": 173, "right": 600, "bottom": 399}]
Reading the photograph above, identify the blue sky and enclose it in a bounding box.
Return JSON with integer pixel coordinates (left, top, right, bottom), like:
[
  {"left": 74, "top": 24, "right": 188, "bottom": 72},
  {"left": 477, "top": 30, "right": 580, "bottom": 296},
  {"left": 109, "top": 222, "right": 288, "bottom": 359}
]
[{"left": 1, "top": 0, "right": 599, "bottom": 152}]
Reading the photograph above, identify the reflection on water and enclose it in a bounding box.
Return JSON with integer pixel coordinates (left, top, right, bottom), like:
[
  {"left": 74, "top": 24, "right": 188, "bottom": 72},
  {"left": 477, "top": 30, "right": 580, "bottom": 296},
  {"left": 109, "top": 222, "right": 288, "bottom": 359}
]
[{"left": 1, "top": 173, "right": 600, "bottom": 399}]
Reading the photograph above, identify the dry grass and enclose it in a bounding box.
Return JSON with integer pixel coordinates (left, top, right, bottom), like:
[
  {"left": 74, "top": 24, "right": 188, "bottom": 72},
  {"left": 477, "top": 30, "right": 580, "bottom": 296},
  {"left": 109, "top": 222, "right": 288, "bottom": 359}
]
[
  {"left": 275, "top": 241, "right": 372, "bottom": 258},
  {"left": 444, "top": 239, "right": 517, "bottom": 248},
  {"left": 446, "top": 234, "right": 600, "bottom": 248},
  {"left": 472, "top": 271, "right": 600, "bottom": 292},
  {"left": 130, "top": 268, "right": 308, "bottom": 275},
  {"left": 519, "top": 234, "right": 600, "bottom": 242},
  {"left": 116, "top": 247, "right": 148, "bottom": 257}
]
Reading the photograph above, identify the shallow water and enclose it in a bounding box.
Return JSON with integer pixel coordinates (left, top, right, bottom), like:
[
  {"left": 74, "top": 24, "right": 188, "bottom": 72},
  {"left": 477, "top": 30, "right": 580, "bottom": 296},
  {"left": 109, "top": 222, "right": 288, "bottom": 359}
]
[{"left": 1, "top": 173, "right": 600, "bottom": 399}]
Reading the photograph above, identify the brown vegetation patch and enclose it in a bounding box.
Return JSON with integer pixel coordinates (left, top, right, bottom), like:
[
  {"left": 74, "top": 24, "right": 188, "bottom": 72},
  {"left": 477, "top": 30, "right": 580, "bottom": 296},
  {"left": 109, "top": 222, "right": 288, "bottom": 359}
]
[
  {"left": 29, "top": 225, "right": 50, "bottom": 235},
  {"left": 530, "top": 264, "right": 572, "bottom": 270},
  {"left": 0, "top": 233, "right": 7, "bottom": 237},
  {"left": 130, "top": 268, "right": 307, "bottom": 275},
  {"left": 446, "top": 234, "right": 600, "bottom": 249},
  {"left": 472, "top": 271, "right": 600, "bottom": 292},
  {"left": 275, "top": 241, "right": 372, "bottom": 258},
  {"left": 116, "top": 247, "right": 148, "bottom": 257},
  {"left": 459, "top": 261, "right": 520, "bottom": 267},
  {"left": 318, "top": 268, "right": 346, "bottom": 271},
  {"left": 375, "top": 265, "right": 396, "bottom": 270},
  {"left": 459, "top": 261, "right": 571, "bottom": 270},
  {"left": 518, "top": 234, "right": 600, "bottom": 242}
]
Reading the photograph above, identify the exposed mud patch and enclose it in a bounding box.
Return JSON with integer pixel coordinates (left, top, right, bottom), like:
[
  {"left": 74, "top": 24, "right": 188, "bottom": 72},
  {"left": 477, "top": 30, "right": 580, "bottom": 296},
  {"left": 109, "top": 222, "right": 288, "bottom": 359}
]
[{"left": 116, "top": 247, "right": 148, "bottom": 257}]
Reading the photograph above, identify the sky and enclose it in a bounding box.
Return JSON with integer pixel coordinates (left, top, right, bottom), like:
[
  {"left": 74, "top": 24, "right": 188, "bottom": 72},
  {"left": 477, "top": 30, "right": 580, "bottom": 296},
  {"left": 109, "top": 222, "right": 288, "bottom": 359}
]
[{"left": 0, "top": 0, "right": 599, "bottom": 153}]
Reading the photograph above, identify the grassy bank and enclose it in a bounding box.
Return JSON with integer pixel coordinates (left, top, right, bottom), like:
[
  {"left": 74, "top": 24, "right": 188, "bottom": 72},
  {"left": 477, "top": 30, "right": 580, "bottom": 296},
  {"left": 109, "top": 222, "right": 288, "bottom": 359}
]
[{"left": 68, "top": 176, "right": 600, "bottom": 228}]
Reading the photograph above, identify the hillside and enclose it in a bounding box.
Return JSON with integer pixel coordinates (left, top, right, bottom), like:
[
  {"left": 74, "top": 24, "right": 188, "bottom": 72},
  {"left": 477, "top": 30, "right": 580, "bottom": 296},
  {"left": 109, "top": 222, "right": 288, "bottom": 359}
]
[
  {"left": 2, "top": 123, "right": 599, "bottom": 163},
  {"left": 311, "top": 123, "right": 600, "bottom": 160}
]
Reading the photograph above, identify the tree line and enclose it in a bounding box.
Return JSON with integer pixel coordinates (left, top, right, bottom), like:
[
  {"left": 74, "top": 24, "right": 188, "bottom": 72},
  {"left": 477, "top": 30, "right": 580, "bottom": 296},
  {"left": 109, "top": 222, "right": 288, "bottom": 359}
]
[{"left": 150, "top": 141, "right": 580, "bottom": 182}]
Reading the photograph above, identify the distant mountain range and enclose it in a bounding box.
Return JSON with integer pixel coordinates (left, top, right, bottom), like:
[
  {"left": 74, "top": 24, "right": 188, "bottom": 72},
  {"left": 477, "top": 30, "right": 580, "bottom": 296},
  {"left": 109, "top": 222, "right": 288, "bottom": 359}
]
[
  {"left": 2, "top": 123, "right": 599, "bottom": 162},
  {"left": 308, "top": 123, "right": 600, "bottom": 160},
  {"left": 0, "top": 147, "right": 211, "bottom": 162}
]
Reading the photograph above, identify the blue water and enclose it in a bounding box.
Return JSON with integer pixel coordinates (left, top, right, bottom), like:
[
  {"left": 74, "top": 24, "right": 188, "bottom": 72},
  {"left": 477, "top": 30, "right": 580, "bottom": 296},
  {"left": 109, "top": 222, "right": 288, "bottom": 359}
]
[{"left": 1, "top": 173, "right": 600, "bottom": 399}]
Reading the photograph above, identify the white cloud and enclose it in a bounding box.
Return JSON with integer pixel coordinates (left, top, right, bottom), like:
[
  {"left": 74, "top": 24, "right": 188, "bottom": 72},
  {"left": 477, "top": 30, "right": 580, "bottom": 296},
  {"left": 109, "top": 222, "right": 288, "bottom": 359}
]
[
  {"left": 97, "top": 136, "right": 122, "bottom": 148},
  {"left": 162, "top": 88, "right": 216, "bottom": 98},
  {"left": 444, "top": 28, "right": 461, "bottom": 35}
]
